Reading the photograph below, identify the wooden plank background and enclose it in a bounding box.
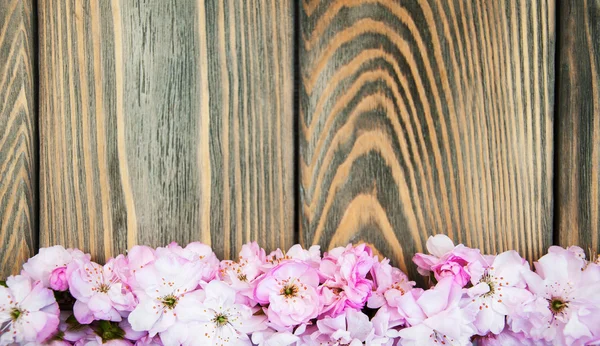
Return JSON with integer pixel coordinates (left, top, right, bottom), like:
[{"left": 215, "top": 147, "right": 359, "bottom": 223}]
[
  {"left": 38, "top": 0, "right": 294, "bottom": 263},
  {"left": 555, "top": 0, "right": 600, "bottom": 257},
  {"left": 299, "top": 0, "right": 555, "bottom": 275},
  {"left": 0, "top": 0, "right": 36, "bottom": 275},
  {"left": 2, "top": 0, "right": 600, "bottom": 279}
]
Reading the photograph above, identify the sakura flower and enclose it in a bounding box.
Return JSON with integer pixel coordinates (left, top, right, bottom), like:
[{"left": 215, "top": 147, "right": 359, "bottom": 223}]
[
  {"left": 21, "top": 246, "right": 90, "bottom": 289},
  {"left": 163, "top": 280, "right": 266, "bottom": 345},
  {"left": 285, "top": 244, "right": 321, "bottom": 269},
  {"left": 111, "top": 246, "right": 156, "bottom": 288},
  {"left": 49, "top": 267, "right": 69, "bottom": 291},
  {"left": 155, "top": 242, "right": 219, "bottom": 282},
  {"left": 133, "top": 334, "right": 163, "bottom": 346},
  {"left": 261, "top": 244, "right": 320, "bottom": 271},
  {"left": 319, "top": 244, "right": 376, "bottom": 317},
  {"left": 218, "top": 243, "right": 267, "bottom": 305},
  {"left": 367, "top": 258, "right": 414, "bottom": 310},
  {"left": 251, "top": 328, "right": 299, "bottom": 346},
  {"left": 475, "top": 327, "right": 549, "bottom": 346},
  {"left": 462, "top": 250, "right": 533, "bottom": 335},
  {"left": 254, "top": 261, "right": 321, "bottom": 329},
  {"left": 413, "top": 234, "right": 486, "bottom": 287},
  {"left": 0, "top": 275, "right": 60, "bottom": 344},
  {"left": 510, "top": 247, "right": 600, "bottom": 345},
  {"left": 396, "top": 277, "right": 477, "bottom": 346},
  {"left": 311, "top": 309, "right": 376, "bottom": 345},
  {"left": 68, "top": 259, "right": 136, "bottom": 324},
  {"left": 127, "top": 252, "right": 203, "bottom": 337}
]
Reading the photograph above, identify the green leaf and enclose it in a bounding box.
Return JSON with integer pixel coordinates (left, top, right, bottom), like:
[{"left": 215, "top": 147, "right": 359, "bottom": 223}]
[
  {"left": 93, "top": 320, "right": 126, "bottom": 342},
  {"left": 66, "top": 314, "right": 88, "bottom": 332},
  {"left": 0, "top": 280, "right": 6, "bottom": 287}
]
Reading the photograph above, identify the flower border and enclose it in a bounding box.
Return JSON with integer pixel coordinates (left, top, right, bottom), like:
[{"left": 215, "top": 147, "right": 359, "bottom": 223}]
[{"left": 1, "top": 237, "right": 599, "bottom": 345}]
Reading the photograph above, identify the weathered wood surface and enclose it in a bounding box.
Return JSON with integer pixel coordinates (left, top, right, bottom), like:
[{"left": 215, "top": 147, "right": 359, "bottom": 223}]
[
  {"left": 39, "top": 0, "right": 295, "bottom": 262},
  {"left": 299, "top": 0, "right": 555, "bottom": 275},
  {"left": 555, "top": 0, "right": 600, "bottom": 256},
  {"left": 0, "top": 0, "right": 37, "bottom": 277}
]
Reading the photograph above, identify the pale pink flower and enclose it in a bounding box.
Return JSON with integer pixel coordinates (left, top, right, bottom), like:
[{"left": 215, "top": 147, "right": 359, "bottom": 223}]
[
  {"left": 239, "top": 241, "right": 266, "bottom": 262},
  {"left": 462, "top": 250, "right": 533, "bottom": 335},
  {"left": 112, "top": 246, "right": 156, "bottom": 289},
  {"left": 413, "top": 234, "right": 486, "bottom": 287},
  {"left": 510, "top": 248, "right": 600, "bottom": 345},
  {"left": 476, "top": 327, "right": 550, "bottom": 346},
  {"left": 367, "top": 258, "right": 414, "bottom": 310},
  {"left": 127, "top": 251, "right": 204, "bottom": 337},
  {"left": 134, "top": 335, "right": 163, "bottom": 346},
  {"left": 312, "top": 309, "right": 376, "bottom": 345},
  {"left": 251, "top": 329, "right": 300, "bottom": 346},
  {"left": 254, "top": 261, "right": 321, "bottom": 328},
  {"left": 0, "top": 275, "right": 60, "bottom": 344},
  {"left": 262, "top": 244, "right": 320, "bottom": 271},
  {"left": 68, "top": 259, "right": 136, "bottom": 324},
  {"left": 163, "top": 280, "right": 266, "bottom": 346},
  {"left": 21, "top": 246, "right": 90, "bottom": 289},
  {"left": 217, "top": 243, "right": 266, "bottom": 305},
  {"left": 319, "top": 244, "right": 376, "bottom": 317},
  {"left": 49, "top": 267, "right": 69, "bottom": 291},
  {"left": 74, "top": 336, "right": 133, "bottom": 346},
  {"left": 396, "top": 277, "right": 477, "bottom": 346},
  {"left": 155, "top": 242, "right": 219, "bottom": 282}
]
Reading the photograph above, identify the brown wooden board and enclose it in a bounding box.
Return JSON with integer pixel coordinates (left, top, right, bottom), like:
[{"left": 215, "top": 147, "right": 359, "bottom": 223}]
[
  {"left": 0, "top": 0, "right": 37, "bottom": 277},
  {"left": 555, "top": 0, "right": 600, "bottom": 257},
  {"left": 39, "top": 0, "right": 295, "bottom": 262},
  {"left": 299, "top": 0, "right": 555, "bottom": 277}
]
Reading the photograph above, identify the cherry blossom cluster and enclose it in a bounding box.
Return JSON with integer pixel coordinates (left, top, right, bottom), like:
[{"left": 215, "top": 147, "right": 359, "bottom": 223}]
[{"left": 1, "top": 236, "right": 600, "bottom": 345}]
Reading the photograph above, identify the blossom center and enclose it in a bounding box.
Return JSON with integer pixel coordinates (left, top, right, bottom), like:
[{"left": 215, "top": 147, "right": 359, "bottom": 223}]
[
  {"left": 281, "top": 284, "right": 299, "bottom": 298},
  {"left": 161, "top": 294, "right": 179, "bottom": 309},
  {"left": 97, "top": 283, "right": 110, "bottom": 293},
  {"left": 9, "top": 308, "right": 21, "bottom": 322},
  {"left": 238, "top": 274, "right": 247, "bottom": 282},
  {"left": 549, "top": 298, "right": 568, "bottom": 315},
  {"left": 212, "top": 313, "right": 229, "bottom": 326}
]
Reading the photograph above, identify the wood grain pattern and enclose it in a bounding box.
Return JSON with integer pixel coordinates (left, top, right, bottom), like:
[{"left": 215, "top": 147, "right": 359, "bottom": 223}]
[
  {"left": 555, "top": 0, "right": 600, "bottom": 256},
  {"left": 0, "top": 0, "right": 37, "bottom": 277},
  {"left": 39, "top": 0, "right": 294, "bottom": 262},
  {"left": 299, "top": 0, "right": 555, "bottom": 276}
]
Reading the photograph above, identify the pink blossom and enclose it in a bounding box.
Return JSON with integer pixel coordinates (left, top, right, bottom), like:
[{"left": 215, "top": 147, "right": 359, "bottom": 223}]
[
  {"left": 396, "top": 277, "right": 477, "bottom": 346},
  {"left": 413, "top": 234, "right": 486, "bottom": 287},
  {"left": 68, "top": 258, "right": 136, "bottom": 324},
  {"left": 0, "top": 275, "right": 60, "bottom": 344},
  {"left": 254, "top": 261, "right": 321, "bottom": 329},
  {"left": 127, "top": 251, "right": 204, "bottom": 337},
  {"left": 21, "top": 246, "right": 90, "bottom": 289},
  {"left": 74, "top": 337, "right": 133, "bottom": 346},
  {"left": 476, "top": 327, "right": 549, "bottom": 346},
  {"left": 251, "top": 329, "right": 299, "bottom": 346},
  {"left": 310, "top": 309, "right": 380, "bottom": 345},
  {"left": 217, "top": 243, "right": 267, "bottom": 304},
  {"left": 261, "top": 244, "right": 320, "bottom": 270},
  {"left": 155, "top": 242, "right": 219, "bottom": 282},
  {"left": 462, "top": 250, "right": 533, "bottom": 335},
  {"left": 510, "top": 248, "right": 600, "bottom": 345},
  {"left": 319, "top": 244, "right": 376, "bottom": 317},
  {"left": 164, "top": 280, "right": 266, "bottom": 345},
  {"left": 112, "top": 246, "right": 156, "bottom": 288},
  {"left": 367, "top": 258, "right": 414, "bottom": 310},
  {"left": 50, "top": 267, "right": 69, "bottom": 291}
]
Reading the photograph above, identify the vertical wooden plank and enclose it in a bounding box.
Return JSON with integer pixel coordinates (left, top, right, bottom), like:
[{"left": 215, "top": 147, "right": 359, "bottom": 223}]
[
  {"left": 0, "top": 0, "right": 37, "bottom": 276},
  {"left": 556, "top": 0, "right": 600, "bottom": 256},
  {"left": 299, "top": 0, "right": 555, "bottom": 276},
  {"left": 39, "top": 0, "right": 294, "bottom": 262}
]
